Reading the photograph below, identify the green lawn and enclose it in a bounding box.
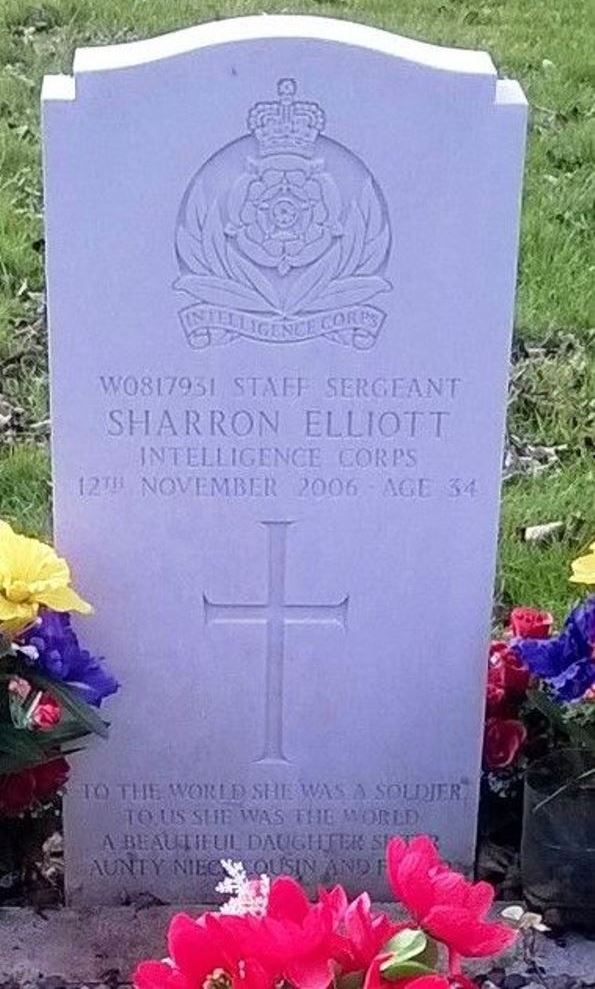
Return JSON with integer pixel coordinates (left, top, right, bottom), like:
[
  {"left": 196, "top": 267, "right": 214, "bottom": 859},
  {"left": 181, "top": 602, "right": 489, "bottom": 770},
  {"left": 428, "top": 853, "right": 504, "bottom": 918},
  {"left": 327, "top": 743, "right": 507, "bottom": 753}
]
[{"left": 0, "top": 0, "right": 593, "bottom": 620}]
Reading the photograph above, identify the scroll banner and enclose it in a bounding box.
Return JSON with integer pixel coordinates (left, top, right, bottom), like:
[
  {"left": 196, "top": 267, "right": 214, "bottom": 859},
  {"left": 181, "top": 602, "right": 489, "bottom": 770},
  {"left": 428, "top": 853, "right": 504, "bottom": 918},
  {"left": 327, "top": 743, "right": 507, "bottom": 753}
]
[{"left": 179, "top": 303, "right": 386, "bottom": 351}]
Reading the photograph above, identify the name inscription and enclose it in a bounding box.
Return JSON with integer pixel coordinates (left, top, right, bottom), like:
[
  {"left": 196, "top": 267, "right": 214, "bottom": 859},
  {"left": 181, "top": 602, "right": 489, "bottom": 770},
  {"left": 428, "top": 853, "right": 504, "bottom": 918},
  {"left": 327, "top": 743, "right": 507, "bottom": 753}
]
[{"left": 77, "top": 372, "right": 476, "bottom": 504}]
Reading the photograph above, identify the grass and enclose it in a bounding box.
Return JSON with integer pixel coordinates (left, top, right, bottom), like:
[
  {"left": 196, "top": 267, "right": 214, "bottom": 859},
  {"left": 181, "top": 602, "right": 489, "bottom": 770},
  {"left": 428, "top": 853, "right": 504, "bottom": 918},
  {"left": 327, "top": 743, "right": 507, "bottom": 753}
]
[{"left": 0, "top": 0, "right": 593, "bottom": 620}]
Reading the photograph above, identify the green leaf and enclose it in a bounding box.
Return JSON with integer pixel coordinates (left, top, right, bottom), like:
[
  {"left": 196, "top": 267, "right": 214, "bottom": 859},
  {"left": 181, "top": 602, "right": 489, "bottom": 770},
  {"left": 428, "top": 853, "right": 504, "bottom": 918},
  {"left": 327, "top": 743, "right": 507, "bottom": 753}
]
[
  {"left": 380, "top": 960, "right": 435, "bottom": 981},
  {"left": 0, "top": 724, "right": 46, "bottom": 761},
  {"left": 41, "top": 722, "right": 92, "bottom": 747},
  {"left": 0, "top": 633, "right": 12, "bottom": 658},
  {"left": 0, "top": 742, "right": 87, "bottom": 776},
  {"left": 382, "top": 928, "right": 427, "bottom": 963},
  {"left": 417, "top": 937, "right": 439, "bottom": 970},
  {"left": 336, "top": 973, "right": 364, "bottom": 989},
  {"left": 527, "top": 688, "right": 568, "bottom": 730},
  {"left": 26, "top": 673, "right": 109, "bottom": 740},
  {"left": 528, "top": 688, "right": 595, "bottom": 750}
]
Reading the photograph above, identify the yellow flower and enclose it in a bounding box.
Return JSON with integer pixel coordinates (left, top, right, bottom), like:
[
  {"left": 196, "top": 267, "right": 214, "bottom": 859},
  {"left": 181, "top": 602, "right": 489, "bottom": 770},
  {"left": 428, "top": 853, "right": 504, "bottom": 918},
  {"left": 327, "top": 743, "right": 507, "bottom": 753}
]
[
  {"left": 569, "top": 541, "right": 595, "bottom": 586},
  {"left": 0, "top": 520, "right": 92, "bottom": 635}
]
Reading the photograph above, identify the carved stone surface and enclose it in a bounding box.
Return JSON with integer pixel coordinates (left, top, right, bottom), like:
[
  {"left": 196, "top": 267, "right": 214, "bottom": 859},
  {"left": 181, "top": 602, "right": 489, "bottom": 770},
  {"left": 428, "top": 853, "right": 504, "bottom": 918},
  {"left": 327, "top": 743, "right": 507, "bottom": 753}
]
[{"left": 42, "top": 16, "right": 527, "bottom": 904}]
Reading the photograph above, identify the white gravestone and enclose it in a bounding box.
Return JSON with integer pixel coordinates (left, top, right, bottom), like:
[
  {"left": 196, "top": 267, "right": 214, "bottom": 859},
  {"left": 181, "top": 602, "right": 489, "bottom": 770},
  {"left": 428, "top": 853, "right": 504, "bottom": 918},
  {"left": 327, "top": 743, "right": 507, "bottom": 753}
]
[{"left": 42, "top": 16, "right": 527, "bottom": 904}]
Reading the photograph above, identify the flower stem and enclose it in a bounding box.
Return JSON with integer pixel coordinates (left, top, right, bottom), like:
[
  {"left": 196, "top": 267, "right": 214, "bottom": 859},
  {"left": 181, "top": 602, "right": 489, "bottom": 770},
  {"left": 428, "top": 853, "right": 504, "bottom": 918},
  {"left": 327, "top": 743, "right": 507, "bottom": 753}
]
[{"left": 448, "top": 950, "right": 462, "bottom": 975}]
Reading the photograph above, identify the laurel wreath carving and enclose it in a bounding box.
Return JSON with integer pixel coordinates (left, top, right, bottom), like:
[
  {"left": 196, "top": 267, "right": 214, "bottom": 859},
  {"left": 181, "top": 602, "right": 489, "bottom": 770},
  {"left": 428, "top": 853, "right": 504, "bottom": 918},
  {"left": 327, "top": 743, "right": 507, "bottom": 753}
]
[{"left": 175, "top": 175, "right": 391, "bottom": 318}]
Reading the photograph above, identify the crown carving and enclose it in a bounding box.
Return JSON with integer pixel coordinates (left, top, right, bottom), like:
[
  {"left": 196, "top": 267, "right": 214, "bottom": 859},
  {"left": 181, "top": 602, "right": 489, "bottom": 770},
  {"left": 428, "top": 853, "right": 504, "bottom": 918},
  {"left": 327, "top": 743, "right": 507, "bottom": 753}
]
[{"left": 248, "top": 79, "right": 325, "bottom": 158}]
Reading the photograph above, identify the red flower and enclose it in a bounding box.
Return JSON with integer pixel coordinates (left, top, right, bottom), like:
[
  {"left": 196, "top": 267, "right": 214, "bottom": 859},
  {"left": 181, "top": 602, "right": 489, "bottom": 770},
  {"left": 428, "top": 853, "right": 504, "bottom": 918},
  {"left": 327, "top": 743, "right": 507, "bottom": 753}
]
[
  {"left": 135, "top": 913, "right": 271, "bottom": 989},
  {"left": 32, "top": 757, "right": 69, "bottom": 799},
  {"left": 509, "top": 607, "right": 553, "bottom": 639},
  {"left": 33, "top": 693, "right": 62, "bottom": 730},
  {"left": 0, "top": 757, "right": 69, "bottom": 817},
  {"left": 485, "top": 673, "right": 507, "bottom": 716},
  {"left": 0, "top": 768, "right": 36, "bottom": 816},
  {"left": 483, "top": 718, "right": 527, "bottom": 770},
  {"left": 386, "top": 837, "right": 516, "bottom": 969},
  {"left": 488, "top": 644, "right": 531, "bottom": 704}
]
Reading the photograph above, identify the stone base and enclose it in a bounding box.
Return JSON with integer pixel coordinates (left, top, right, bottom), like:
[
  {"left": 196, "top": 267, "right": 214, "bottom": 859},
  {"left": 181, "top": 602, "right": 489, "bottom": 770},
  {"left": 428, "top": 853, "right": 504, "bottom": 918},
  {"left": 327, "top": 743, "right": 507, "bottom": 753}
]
[{"left": 0, "top": 904, "right": 593, "bottom": 987}]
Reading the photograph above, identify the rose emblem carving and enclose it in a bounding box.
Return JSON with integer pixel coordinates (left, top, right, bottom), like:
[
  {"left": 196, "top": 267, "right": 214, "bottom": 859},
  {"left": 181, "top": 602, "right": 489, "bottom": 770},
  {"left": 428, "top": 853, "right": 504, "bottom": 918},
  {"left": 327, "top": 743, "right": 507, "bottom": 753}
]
[
  {"left": 227, "top": 166, "right": 342, "bottom": 276},
  {"left": 174, "top": 79, "right": 392, "bottom": 350}
]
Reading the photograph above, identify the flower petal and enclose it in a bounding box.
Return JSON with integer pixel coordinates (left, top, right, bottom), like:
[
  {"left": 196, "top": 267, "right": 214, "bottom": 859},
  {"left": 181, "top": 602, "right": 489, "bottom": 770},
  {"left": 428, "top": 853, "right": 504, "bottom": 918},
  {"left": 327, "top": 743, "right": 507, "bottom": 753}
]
[
  {"left": 168, "top": 913, "right": 220, "bottom": 982},
  {"left": 0, "top": 595, "right": 33, "bottom": 620},
  {"left": 36, "top": 585, "right": 93, "bottom": 614},
  {"left": 423, "top": 906, "right": 516, "bottom": 958},
  {"left": 284, "top": 954, "right": 333, "bottom": 989},
  {"left": 268, "top": 876, "right": 312, "bottom": 923},
  {"left": 134, "top": 961, "right": 189, "bottom": 989}
]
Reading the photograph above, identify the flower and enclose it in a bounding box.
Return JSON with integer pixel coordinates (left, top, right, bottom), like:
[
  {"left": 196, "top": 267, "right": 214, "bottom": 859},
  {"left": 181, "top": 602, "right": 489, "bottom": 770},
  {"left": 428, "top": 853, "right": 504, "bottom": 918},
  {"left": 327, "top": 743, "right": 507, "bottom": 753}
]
[
  {"left": 135, "top": 913, "right": 271, "bottom": 989},
  {"left": 508, "top": 607, "right": 553, "bottom": 639},
  {"left": 500, "top": 905, "right": 549, "bottom": 933},
  {"left": 483, "top": 718, "right": 527, "bottom": 770},
  {"left": 569, "top": 542, "right": 595, "bottom": 585},
  {"left": 253, "top": 876, "right": 338, "bottom": 989},
  {"left": 0, "top": 767, "right": 35, "bottom": 816},
  {"left": 549, "top": 659, "right": 595, "bottom": 702},
  {"left": 488, "top": 643, "right": 531, "bottom": 705},
  {"left": 386, "top": 837, "right": 516, "bottom": 969},
  {"left": 32, "top": 756, "right": 69, "bottom": 799},
  {"left": 0, "top": 757, "right": 69, "bottom": 817},
  {"left": 7, "top": 676, "right": 62, "bottom": 730},
  {"left": 512, "top": 596, "right": 595, "bottom": 701},
  {"left": 227, "top": 165, "right": 341, "bottom": 276},
  {"left": 217, "top": 859, "right": 270, "bottom": 917},
  {"left": 324, "top": 889, "right": 401, "bottom": 973},
  {"left": 19, "top": 610, "right": 119, "bottom": 707},
  {"left": 32, "top": 692, "right": 62, "bottom": 729},
  {"left": 0, "top": 521, "right": 92, "bottom": 634},
  {"left": 485, "top": 677, "right": 506, "bottom": 716}
]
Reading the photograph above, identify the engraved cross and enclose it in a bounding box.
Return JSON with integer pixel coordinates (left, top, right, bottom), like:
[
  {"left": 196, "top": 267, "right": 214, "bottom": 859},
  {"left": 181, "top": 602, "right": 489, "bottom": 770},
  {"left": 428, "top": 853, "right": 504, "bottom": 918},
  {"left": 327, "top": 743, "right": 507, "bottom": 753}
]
[{"left": 203, "top": 521, "right": 349, "bottom": 764}]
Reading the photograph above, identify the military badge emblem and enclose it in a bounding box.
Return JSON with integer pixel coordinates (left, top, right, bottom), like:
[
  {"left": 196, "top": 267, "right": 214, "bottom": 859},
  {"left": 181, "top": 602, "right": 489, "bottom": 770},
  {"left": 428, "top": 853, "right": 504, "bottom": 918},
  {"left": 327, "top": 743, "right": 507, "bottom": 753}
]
[{"left": 175, "top": 79, "right": 392, "bottom": 350}]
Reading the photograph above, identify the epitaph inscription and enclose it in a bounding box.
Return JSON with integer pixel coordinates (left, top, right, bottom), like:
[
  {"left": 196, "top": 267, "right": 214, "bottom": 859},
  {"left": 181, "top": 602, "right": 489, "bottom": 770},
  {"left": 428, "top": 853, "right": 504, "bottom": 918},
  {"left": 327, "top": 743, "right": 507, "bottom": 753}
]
[
  {"left": 175, "top": 79, "right": 392, "bottom": 351},
  {"left": 204, "top": 521, "right": 348, "bottom": 763},
  {"left": 43, "top": 16, "right": 527, "bottom": 903}
]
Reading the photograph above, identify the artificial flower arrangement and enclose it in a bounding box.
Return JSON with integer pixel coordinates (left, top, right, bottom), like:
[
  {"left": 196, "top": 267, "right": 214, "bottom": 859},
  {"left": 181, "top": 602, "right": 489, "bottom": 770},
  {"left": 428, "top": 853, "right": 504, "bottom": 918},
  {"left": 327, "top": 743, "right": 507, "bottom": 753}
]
[
  {"left": 481, "top": 541, "right": 595, "bottom": 815},
  {"left": 0, "top": 520, "right": 119, "bottom": 817},
  {"left": 135, "top": 837, "right": 518, "bottom": 989}
]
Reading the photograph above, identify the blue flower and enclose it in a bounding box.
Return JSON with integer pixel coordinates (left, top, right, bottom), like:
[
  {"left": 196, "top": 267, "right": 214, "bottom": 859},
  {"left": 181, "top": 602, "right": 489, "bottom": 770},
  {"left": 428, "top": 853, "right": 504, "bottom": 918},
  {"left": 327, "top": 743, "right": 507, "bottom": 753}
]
[
  {"left": 565, "top": 594, "right": 595, "bottom": 650},
  {"left": 550, "top": 659, "right": 595, "bottom": 702},
  {"left": 513, "top": 596, "right": 595, "bottom": 703},
  {"left": 20, "top": 610, "right": 119, "bottom": 707}
]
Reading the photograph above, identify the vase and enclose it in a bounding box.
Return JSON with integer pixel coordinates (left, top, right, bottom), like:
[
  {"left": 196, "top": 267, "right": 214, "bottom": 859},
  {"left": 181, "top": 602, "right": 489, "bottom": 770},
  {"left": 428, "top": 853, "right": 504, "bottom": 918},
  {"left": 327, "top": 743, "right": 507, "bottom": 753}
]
[{"left": 521, "top": 748, "right": 595, "bottom": 931}]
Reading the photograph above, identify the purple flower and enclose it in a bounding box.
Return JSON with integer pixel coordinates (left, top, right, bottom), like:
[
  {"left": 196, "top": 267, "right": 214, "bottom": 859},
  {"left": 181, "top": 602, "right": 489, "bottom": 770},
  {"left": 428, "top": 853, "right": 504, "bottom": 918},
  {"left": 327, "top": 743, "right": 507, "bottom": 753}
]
[
  {"left": 20, "top": 611, "right": 119, "bottom": 707},
  {"left": 513, "top": 596, "right": 595, "bottom": 703}
]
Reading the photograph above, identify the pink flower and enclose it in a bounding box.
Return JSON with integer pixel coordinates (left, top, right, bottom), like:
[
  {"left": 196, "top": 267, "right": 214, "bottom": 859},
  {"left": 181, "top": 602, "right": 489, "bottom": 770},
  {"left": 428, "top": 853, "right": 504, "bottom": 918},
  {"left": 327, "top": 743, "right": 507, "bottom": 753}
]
[
  {"left": 254, "top": 877, "right": 338, "bottom": 989},
  {"left": 509, "top": 607, "right": 553, "bottom": 639},
  {"left": 386, "top": 837, "right": 516, "bottom": 971},
  {"left": 320, "top": 887, "right": 401, "bottom": 973},
  {"left": 134, "top": 913, "right": 271, "bottom": 989}
]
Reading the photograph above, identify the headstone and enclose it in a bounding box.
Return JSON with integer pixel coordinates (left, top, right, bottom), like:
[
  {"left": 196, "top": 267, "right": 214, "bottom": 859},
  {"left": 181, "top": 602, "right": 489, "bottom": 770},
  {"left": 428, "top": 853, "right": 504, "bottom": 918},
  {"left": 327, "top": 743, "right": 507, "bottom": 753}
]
[{"left": 42, "top": 16, "right": 527, "bottom": 905}]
